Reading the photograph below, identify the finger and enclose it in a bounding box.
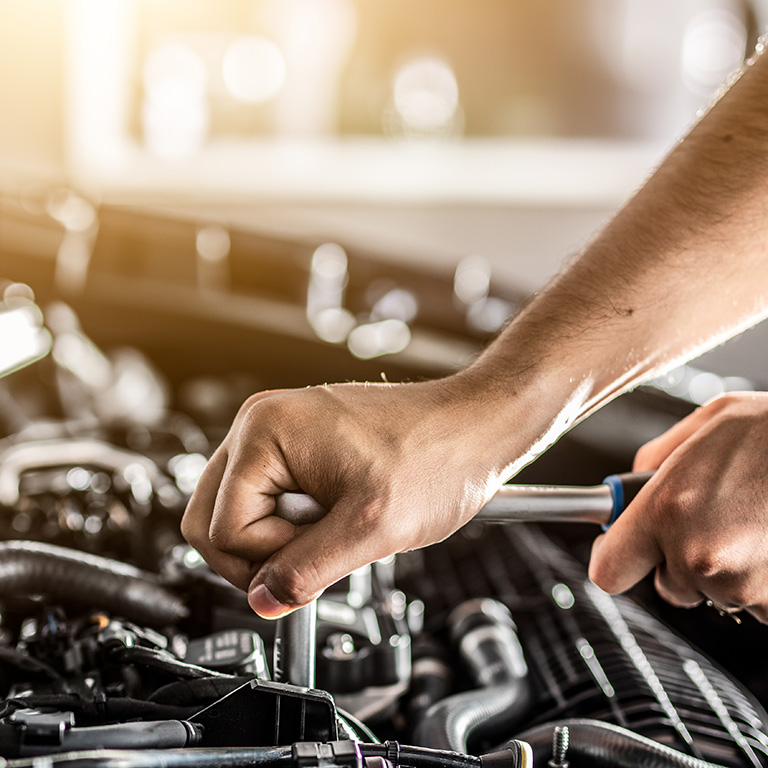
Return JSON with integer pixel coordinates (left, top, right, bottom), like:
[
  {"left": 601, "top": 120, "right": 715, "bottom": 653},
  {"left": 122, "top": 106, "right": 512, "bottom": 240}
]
[
  {"left": 702, "top": 571, "right": 763, "bottom": 617},
  {"left": 212, "top": 514, "right": 298, "bottom": 562},
  {"left": 247, "top": 499, "right": 402, "bottom": 617},
  {"left": 208, "top": 445, "right": 302, "bottom": 564},
  {"left": 588, "top": 492, "right": 664, "bottom": 594},
  {"left": 181, "top": 447, "right": 258, "bottom": 592},
  {"left": 654, "top": 563, "right": 704, "bottom": 608},
  {"left": 181, "top": 447, "right": 228, "bottom": 550},
  {"left": 633, "top": 404, "right": 716, "bottom": 471},
  {"left": 181, "top": 390, "right": 284, "bottom": 547}
]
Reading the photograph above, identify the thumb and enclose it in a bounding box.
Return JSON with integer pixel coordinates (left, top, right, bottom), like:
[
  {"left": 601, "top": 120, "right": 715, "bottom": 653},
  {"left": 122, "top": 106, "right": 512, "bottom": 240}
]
[
  {"left": 247, "top": 499, "right": 400, "bottom": 617},
  {"left": 588, "top": 489, "right": 664, "bottom": 594}
]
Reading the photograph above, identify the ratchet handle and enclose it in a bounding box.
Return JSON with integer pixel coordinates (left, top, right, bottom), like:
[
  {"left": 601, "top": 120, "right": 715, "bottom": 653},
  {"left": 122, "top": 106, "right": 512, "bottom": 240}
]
[
  {"left": 273, "top": 470, "right": 656, "bottom": 528},
  {"left": 602, "top": 470, "right": 655, "bottom": 529}
]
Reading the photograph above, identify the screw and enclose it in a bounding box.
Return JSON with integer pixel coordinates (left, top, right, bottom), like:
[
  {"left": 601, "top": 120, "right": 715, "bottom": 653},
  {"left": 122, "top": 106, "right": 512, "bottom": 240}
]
[{"left": 548, "top": 725, "right": 569, "bottom": 768}]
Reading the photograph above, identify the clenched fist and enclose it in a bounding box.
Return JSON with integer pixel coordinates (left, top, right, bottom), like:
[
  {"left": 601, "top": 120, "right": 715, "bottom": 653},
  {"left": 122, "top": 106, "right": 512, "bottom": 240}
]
[{"left": 181, "top": 375, "right": 534, "bottom": 617}]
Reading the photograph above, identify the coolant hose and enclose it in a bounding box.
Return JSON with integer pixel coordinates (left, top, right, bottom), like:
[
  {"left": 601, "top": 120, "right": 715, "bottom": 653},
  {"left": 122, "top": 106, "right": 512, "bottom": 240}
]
[
  {"left": 0, "top": 541, "right": 188, "bottom": 626},
  {"left": 414, "top": 600, "right": 531, "bottom": 753},
  {"left": 514, "top": 719, "right": 732, "bottom": 768},
  {"left": 415, "top": 684, "right": 531, "bottom": 754}
]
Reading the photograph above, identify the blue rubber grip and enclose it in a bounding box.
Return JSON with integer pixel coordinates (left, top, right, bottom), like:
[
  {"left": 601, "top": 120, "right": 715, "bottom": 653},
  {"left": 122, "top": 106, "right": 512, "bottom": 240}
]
[
  {"left": 601, "top": 471, "right": 655, "bottom": 531},
  {"left": 602, "top": 474, "right": 624, "bottom": 531}
]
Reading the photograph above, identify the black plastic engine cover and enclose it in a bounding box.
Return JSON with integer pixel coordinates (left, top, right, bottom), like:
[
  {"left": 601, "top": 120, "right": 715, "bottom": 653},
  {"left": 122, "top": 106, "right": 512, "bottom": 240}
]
[{"left": 190, "top": 678, "right": 338, "bottom": 747}]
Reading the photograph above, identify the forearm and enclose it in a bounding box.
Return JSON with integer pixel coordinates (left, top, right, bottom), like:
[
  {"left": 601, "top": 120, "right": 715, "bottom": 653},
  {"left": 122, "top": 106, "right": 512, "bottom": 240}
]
[
  {"left": 458, "top": 46, "right": 768, "bottom": 478},
  {"left": 183, "top": 39, "right": 768, "bottom": 616}
]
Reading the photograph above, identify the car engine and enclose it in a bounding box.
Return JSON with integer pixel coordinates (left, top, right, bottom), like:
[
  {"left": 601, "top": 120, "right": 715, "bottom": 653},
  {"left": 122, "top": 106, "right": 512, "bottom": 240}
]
[{"left": 0, "top": 289, "right": 767, "bottom": 768}]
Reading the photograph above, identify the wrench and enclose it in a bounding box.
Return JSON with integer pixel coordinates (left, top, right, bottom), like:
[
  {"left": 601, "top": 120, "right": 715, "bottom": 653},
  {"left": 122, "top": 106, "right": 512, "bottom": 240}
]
[{"left": 270, "top": 471, "right": 653, "bottom": 688}]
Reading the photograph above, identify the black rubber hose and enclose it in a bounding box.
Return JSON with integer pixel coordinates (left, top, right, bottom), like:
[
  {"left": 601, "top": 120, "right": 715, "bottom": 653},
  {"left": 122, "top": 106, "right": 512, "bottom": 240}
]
[
  {"left": 0, "top": 646, "right": 65, "bottom": 683},
  {"left": 414, "top": 600, "right": 531, "bottom": 753},
  {"left": 407, "top": 634, "right": 452, "bottom": 728},
  {"left": 414, "top": 683, "right": 531, "bottom": 754},
  {"left": 108, "top": 647, "right": 231, "bottom": 680},
  {"left": 0, "top": 693, "right": 205, "bottom": 723},
  {"left": 6, "top": 721, "right": 202, "bottom": 757},
  {"left": 7, "top": 746, "right": 292, "bottom": 768},
  {"left": 513, "top": 719, "right": 732, "bottom": 768},
  {"left": 0, "top": 541, "right": 188, "bottom": 626}
]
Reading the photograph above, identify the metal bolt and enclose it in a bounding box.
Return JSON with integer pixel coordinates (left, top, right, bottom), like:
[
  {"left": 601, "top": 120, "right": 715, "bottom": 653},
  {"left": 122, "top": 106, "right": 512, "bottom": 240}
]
[{"left": 548, "top": 725, "right": 569, "bottom": 768}]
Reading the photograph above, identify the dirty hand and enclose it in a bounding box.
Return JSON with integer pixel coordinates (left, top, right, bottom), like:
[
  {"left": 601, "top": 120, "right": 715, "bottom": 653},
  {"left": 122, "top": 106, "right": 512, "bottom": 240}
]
[
  {"left": 589, "top": 392, "right": 768, "bottom": 623},
  {"left": 181, "top": 377, "right": 523, "bottom": 618}
]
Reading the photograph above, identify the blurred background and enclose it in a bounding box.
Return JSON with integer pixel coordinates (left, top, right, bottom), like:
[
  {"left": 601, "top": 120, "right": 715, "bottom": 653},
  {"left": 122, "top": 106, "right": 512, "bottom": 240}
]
[
  {"left": 5, "top": 1, "right": 768, "bottom": 719},
  {"left": 2, "top": 0, "right": 768, "bottom": 474}
]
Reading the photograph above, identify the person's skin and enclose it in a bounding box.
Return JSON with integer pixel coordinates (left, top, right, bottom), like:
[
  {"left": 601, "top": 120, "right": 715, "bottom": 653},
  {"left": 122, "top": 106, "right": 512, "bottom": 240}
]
[
  {"left": 591, "top": 392, "right": 768, "bottom": 623},
  {"left": 182, "top": 44, "right": 768, "bottom": 620}
]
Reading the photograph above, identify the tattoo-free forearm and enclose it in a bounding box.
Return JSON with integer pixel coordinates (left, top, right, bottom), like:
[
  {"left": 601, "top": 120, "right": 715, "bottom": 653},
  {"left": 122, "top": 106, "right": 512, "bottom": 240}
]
[{"left": 459, "top": 45, "right": 768, "bottom": 479}]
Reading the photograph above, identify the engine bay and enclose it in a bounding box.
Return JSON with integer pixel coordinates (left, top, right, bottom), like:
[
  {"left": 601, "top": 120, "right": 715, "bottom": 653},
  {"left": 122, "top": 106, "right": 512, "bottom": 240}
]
[{"left": 0, "top": 289, "right": 767, "bottom": 768}]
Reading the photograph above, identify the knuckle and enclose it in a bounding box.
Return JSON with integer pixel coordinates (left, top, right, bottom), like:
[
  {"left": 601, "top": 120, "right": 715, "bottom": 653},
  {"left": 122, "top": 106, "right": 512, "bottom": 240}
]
[
  {"left": 208, "top": 522, "right": 235, "bottom": 552},
  {"left": 647, "top": 486, "right": 698, "bottom": 534},
  {"left": 659, "top": 486, "right": 698, "bottom": 517},
  {"left": 271, "top": 556, "right": 323, "bottom": 606},
  {"left": 677, "top": 531, "right": 750, "bottom": 584},
  {"left": 679, "top": 545, "right": 722, "bottom": 580},
  {"left": 239, "top": 394, "right": 289, "bottom": 436}
]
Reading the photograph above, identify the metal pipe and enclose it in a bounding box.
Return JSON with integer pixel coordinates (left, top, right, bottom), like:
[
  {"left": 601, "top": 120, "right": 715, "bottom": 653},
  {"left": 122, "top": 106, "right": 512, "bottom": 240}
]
[
  {"left": 273, "top": 484, "right": 615, "bottom": 528},
  {"left": 480, "top": 483, "right": 614, "bottom": 525},
  {"left": 273, "top": 601, "right": 317, "bottom": 689}
]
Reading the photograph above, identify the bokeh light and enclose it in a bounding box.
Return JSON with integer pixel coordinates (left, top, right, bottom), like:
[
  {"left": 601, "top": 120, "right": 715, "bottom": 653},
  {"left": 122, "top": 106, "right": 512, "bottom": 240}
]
[
  {"left": 46, "top": 189, "right": 97, "bottom": 233},
  {"left": 222, "top": 35, "right": 286, "bottom": 104},
  {"left": 307, "top": 243, "right": 356, "bottom": 344},
  {"left": 311, "top": 307, "right": 356, "bottom": 344},
  {"left": 347, "top": 318, "right": 411, "bottom": 359},
  {"left": 142, "top": 42, "right": 209, "bottom": 159},
  {"left": 687, "top": 370, "right": 726, "bottom": 405},
  {"left": 196, "top": 226, "right": 231, "bottom": 264},
  {"left": 454, "top": 255, "right": 491, "bottom": 305},
  {"left": 390, "top": 55, "right": 461, "bottom": 136},
  {"left": 681, "top": 8, "right": 746, "bottom": 94},
  {"left": 370, "top": 287, "right": 418, "bottom": 323},
  {"left": 467, "top": 296, "right": 513, "bottom": 334}
]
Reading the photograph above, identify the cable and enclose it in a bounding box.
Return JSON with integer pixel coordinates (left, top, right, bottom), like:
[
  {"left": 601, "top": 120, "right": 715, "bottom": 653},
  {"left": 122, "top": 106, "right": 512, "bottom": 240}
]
[
  {"left": 7, "top": 746, "right": 293, "bottom": 768},
  {"left": 513, "top": 719, "right": 739, "bottom": 768}
]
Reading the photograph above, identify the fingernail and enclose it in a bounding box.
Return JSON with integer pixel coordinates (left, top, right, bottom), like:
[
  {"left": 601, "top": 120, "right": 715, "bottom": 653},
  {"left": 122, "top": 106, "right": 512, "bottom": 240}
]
[{"left": 248, "top": 582, "right": 289, "bottom": 619}]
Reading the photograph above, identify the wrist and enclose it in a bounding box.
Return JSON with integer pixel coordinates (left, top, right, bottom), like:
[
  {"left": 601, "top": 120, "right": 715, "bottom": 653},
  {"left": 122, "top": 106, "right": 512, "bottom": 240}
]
[{"left": 447, "top": 313, "right": 621, "bottom": 481}]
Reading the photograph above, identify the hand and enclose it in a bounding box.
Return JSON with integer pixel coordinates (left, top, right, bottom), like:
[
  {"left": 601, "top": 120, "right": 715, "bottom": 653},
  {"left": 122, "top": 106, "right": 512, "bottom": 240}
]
[
  {"left": 181, "top": 377, "right": 518, "bottom": 618},
  {"left": 589, "top": 392, "right": 768, "bottom": 623}
]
